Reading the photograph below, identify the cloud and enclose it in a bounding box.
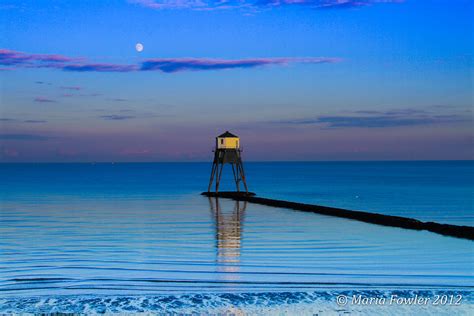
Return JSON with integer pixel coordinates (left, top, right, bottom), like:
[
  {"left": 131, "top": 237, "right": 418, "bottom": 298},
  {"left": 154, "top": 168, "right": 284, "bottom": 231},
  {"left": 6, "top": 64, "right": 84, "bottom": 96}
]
[
  {"left": 0, "top": 118, "right": 47, "bottom": 123},
  {"left": 273, "top": 109, "right": 471, "bottom": 128},
  {"left": 63, "top": 63, "right": 138, "bottom": 72},
  {"left": 129, "top": 0, "right": 250, "bottom": 10},
  {"left": 80, "top": 93, "right": 102, "bottom": 97},
  {"left": 109, "top": 98, "right": 128, "bottom": 102},
  {"left": 0, "top": 49, "right": 81, "bottom": 67},
  {"left": 312, "top": 0, "right": 403, "bottom": 10},
  {"left": 1, "top": 147, "right": 19, "bottom": 157},
  {"left": 60, "top": 86, "right": 81, "bottom": 90},
  {"left": 24, "top": 120, "right": 47, "bottom": 123},
  {"left": 141, "top": 57, "right": 340, "bottom": 72},
  {"left": 61, "top": 92, "right": 101, "bottom": 98},
  {"left": 99, "top": 115, "right": 136, "bottom": 120},
  {"left": 120, "top": 148, "right": 152, "bottom": 156},
  {"left": 316, "top": 116, "right": 445, "bottom": 128},
  {"left": 34, "top": 96, "right": 56, "bottom": 103},
  {"left": 0, "top": 49, "right": 136, "bottom": 72},
  {"left": 2, "top": 48, "right": 341, "bottom": 73},
  {"left": 129, "top": 0, "right": 402, "bottom": 11},
  {"left": 61, "top": 57, "right": 339, "bottom": 73},
  {"left": 0, "top": 133, "right": 51, "bottom": 141}
]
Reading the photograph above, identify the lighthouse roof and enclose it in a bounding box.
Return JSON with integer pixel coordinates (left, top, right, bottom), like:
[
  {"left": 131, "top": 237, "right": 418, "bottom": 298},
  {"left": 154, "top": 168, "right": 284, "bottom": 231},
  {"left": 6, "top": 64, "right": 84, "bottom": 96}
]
[{"left": 217, "top": 131, "right": 238, "bottom": 138}]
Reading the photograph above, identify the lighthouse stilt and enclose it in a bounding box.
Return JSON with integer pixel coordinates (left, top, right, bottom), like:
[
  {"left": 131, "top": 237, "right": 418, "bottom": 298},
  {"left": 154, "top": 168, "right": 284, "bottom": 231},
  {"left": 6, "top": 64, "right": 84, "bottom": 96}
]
[
  {"left": 207, "top": 158, "right": 217, "bottom": 192},
  {"left": 231, "top": 163, "right": 240, "bottom": 192},
  {"left": 216, "top": 162, "right": 224, "bottom": 193}
]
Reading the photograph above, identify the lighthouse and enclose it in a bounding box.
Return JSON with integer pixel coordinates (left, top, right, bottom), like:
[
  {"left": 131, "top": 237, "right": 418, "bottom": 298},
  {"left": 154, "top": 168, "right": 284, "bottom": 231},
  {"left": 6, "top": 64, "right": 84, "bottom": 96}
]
[{"left": 207, "top": 131, "right": 248, "bottom": 193}]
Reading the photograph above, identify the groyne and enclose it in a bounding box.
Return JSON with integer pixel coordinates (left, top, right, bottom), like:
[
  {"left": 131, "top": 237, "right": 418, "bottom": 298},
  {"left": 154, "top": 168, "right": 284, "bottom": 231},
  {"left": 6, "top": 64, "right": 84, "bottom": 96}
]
[{"left": 201, "top": 191, "right": 474, "bottom": 241}]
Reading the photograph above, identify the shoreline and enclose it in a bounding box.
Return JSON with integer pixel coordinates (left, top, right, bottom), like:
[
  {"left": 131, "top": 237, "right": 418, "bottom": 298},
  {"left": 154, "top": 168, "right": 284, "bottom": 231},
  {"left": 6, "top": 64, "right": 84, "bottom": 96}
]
[{"left": 201, "top": 191, "right": 474, "bottom": 241}]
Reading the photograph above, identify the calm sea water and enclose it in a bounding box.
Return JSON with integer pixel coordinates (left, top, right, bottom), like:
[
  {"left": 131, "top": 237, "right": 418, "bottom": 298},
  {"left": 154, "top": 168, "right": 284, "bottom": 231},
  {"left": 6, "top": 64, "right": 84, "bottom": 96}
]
[{"left": 0, "top": 162, "right": 473, "bottom": 314}]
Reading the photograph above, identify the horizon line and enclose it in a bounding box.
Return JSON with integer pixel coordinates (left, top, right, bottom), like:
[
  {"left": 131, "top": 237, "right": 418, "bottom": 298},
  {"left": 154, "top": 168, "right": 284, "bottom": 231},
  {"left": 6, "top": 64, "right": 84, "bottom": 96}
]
[{"left": 0, "top": 159, "right": 472, "bottom": 164}]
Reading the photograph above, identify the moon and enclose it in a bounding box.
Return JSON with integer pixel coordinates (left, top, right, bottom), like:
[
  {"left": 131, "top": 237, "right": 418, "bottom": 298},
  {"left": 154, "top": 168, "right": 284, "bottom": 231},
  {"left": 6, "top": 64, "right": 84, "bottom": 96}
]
[{"left": 135, "top": 43, "right": 144, "bottom": 52}]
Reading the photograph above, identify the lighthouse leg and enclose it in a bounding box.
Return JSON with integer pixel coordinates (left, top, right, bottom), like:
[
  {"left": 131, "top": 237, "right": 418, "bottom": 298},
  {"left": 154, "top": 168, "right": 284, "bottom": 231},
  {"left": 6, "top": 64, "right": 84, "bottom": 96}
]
[
  {"left": 237, "top": 159, "right": 248, "bottom": 193},
  {"left": 208, "top": 152, "right": 219, "bottom": 192},
  {"left": 208, "top": 161, "right": 217, "bottom": 192},
  {"left": 231, "top": 163, "right": 240, "bottom": 192},
  {"left": 236, "top": 163, "right": 241, "bottom": 192},
  {"left": 216, "top": 163, "right": 224, "bottom": 193}
]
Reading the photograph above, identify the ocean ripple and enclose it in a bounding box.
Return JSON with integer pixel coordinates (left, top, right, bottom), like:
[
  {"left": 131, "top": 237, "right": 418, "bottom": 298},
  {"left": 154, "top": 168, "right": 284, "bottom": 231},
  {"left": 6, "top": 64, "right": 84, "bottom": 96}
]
[{"left": 1, "top": 290, "right": 473, "bottom": 315}]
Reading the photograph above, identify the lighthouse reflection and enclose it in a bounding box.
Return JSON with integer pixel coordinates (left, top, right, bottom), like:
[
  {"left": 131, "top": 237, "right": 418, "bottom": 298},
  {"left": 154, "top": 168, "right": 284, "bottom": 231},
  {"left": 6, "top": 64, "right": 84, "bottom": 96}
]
[{"left": 208, "top": 197, "right": 247, "bottom": 270}]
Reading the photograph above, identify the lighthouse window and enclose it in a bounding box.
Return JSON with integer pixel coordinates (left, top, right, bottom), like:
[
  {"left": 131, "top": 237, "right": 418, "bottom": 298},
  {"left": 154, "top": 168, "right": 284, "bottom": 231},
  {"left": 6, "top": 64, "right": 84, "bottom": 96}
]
[{"left": 220, "top": 139, "right": 224, "bottom": 145}]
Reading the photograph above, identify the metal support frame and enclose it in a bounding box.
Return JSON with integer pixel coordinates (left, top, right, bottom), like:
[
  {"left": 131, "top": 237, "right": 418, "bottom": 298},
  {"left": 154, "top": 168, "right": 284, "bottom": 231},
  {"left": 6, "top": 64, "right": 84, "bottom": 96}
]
[{"left": 207, "top": 149, "right": 248, "bottom": 193}]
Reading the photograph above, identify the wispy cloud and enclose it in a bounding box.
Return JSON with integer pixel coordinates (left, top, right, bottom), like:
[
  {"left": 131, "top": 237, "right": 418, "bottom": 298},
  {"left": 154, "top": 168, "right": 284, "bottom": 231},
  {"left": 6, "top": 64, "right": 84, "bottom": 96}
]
[
  {"left": 0, "top": 147, "right": 19, "bottom": 158},
  {"left": 80, "top": 93, "right": 102, "bottom": 97},
  {"left": 2, "top": 49, "right": 341, "bottom": 74},
  {"left": 272, "top": 108, "right": 470, "bottom": 128},
  {"left": 129, "top": 0, "right": 402, "bottom": 11},
  {"left": 314, "top": 0, "right": 403, "bottom": 10},
  {"left": 120, "top": 148, "right": 152, "bottom": 156},
  {"left": 0, "top": 118, "right": 48, "bottom": 123},
  {"left": 62, "top": 63, "right": 138, "bottom": 72},
  {"left": 24, "top": 120, "right": 47, "bottom": 123},
  {"left": 99, "top": 115, "right": 136, "bottom": 120},
  {"left": 0, "top": 133, "right": 51, "bottom": 141},
  {"left": 34, "top": 96, "right": 56, "bottom": 103},
  {"left": 141, "top": 57, "right": 341, "bottom": 72},
  {"left": 60, "top": 86, "right": 82, "bottom": 91},
  {"left": 61, "top": 92, "right": 101, "bottom": 98},
  {"left": 0, "top": 49, "right": 81, "bottom": 67},
  {"left": 109, "top": 98, "right": 128, "bottom": 102},
  {"left": 128, "top": 0, "right": 247, "bottom": 10},
  {"left": 316, "top": 115, "right": 463, "bottom": 128}
]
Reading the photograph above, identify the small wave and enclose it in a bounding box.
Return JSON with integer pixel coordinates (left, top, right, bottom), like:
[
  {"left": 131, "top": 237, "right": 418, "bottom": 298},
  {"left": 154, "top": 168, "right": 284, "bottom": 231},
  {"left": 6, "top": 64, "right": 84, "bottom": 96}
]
[
  {"left": 4, "top": 276, "right": 474, "bottom": 287},
  {"left": 1, "top": 290, "right": 473, "bottom": 315},
  {"left": 11, "top": 278, "right": 74, "bottom": 282}
]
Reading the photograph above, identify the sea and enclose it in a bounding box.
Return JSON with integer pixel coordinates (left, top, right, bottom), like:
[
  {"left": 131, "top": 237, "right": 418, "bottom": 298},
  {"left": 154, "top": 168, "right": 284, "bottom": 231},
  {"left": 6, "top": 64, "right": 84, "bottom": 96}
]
[{"left": 0, "top": 161, "right": 473, "bottom": 314}]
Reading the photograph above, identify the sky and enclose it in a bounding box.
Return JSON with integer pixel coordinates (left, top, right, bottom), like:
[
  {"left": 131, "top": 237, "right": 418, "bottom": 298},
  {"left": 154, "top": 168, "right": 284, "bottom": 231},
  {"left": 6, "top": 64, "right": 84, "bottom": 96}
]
[{"left": 0, "top": 0, "right": 472, "bottom": 162}]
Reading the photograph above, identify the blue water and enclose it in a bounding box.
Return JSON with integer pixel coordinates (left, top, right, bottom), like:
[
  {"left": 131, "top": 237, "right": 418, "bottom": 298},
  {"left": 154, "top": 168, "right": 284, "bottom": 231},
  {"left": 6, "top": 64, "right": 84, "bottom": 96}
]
[{"left": 0, "top": 162, "right": 473, "bottom": 314}]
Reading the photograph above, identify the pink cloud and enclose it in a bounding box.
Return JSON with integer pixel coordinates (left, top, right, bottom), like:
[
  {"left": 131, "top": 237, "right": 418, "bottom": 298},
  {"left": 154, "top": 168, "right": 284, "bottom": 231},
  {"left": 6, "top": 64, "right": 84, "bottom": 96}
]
[
  {"left": 0, "top": 49, "right": 81, "bottom": 67},
  {"left": 1, "top": 147, "right": 19, "bottom": 157},
  {"left": 129, "top": 0, "right": 402, "bottom": 11},
  {"left": 0, "top": 49, "right": 135, "bottom": 72},
  {"left": 1, "top": 48, "right": 341, "bottom": 73},
  {"left": 120, "top": 148, "right": 152, "bottom": 156},
  {"left": 62, "top": 63, "right": 138, "bottom": 72},
  {"left": 141, "top": 57, "right": 341, "bottom": 72}
]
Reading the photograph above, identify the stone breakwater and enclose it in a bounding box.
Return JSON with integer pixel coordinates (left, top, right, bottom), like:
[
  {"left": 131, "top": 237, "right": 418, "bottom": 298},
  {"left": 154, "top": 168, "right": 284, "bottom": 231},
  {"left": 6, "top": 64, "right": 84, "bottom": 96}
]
[{"left": 201, "top": 191, "right": 474, "bottom": 241}]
